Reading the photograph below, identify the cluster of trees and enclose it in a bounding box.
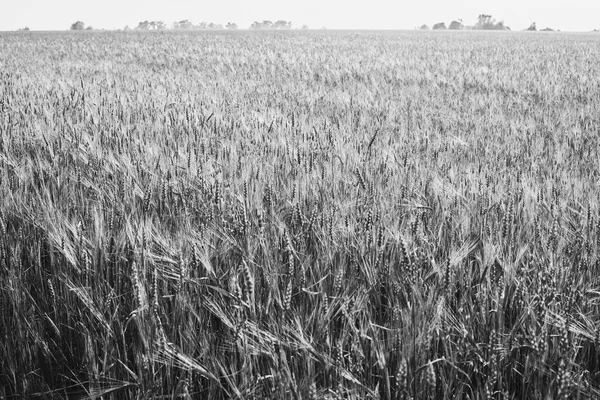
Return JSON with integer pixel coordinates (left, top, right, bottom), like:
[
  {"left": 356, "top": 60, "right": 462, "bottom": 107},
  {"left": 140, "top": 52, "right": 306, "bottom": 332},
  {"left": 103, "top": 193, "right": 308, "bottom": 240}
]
[
  {"left": 65, "top": 19, "right": 302, "bottom": 31},
  {"left": 135, "top": 21, "right": 167, "bottom": 30},
  {"left": 172, "top": 20, "right": 230, "bottom": 30},
  {"left": 473, "top": 14, "right": 509, "bottom": 30},
  {"left": 421, "top": 14, "right": 511, "bottom": 31},
  {"left": 125, "top": 21, "right": 238, "bottom": 30},
  {"left": 526, "top": 23, "right": 557, "bottom": 31},
  {"left": 250, "top": 20, "right": 292, "bottom": 29},
  {"left": 130, "top": 19, "right": 294, "bottom": 31},
  {"left": 428, "top": 20, "right": 464, "bottom": 30},
  {"left": 420, "top": 21, "right": 463, "bottom": 30},
  {"left": 421, "top": 14, "right": 562, "bottom": 32},
  {"left": 70, "top": 21, "right": 93, "bottom": 30}
]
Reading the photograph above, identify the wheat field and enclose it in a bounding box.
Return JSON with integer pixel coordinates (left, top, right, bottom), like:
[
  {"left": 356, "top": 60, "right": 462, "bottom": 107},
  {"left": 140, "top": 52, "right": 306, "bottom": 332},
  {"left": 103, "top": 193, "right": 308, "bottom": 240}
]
[{"left": 1, "top": 30, "right": 600, "bottom": 399}]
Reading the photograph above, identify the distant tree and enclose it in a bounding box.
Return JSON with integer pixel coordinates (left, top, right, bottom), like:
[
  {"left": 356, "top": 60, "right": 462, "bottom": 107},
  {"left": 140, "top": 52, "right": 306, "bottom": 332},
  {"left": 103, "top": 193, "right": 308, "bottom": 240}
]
[
  {"left": 449, "top": 20, "right": 463, "bottom": 30},
  {"left": 137, "top": 21, "right": 166, "bottom": 30},
  {"left": 226, "top": 22, "right": 238, "bottom": 29},
  {"left": 527, "top": 22, "right": 537, "bottom": 31},
  {"left": 274, "top": 20, "right": 292, "bottom": 29},
  {"left": 18, "top": 27, "right": 30, "bottom": 31},
  {"left": 474, "top": 14, "right": 509, "bottom": 30},
  {"left": 301, "top": 24, "right": 309, "bottom": 30},
  {"left": 541, "top": 27, "right": 554, "bottom": 31},
  {"left": 173, "top": 20, "right": 193, "bottom": 30},
  {"left": 433, "top": 22, "right": 447, "bottom": 30},
  {"left": 250, "top": 20, "right": 278, "bottom": 29},
  {"left": 86, "top": 26, "right": 93, "bottom": 30},
  {"left": 70, "top": 21, "right": 86, "bottom": 30},
  {"left": 475, "top": 14, "right": 494, "bottom": 29},
  {"left": 494, "top": 21, "right": 506, "bottom": 30},
  {"left": 476, "top": 14, "right": 502, "bottom": 30},
  {"left": 124, "top": 25, "right": 131, "bottom": 31},
  {"left": 419, "top": 24, "right": 430, "bottom": 30}
]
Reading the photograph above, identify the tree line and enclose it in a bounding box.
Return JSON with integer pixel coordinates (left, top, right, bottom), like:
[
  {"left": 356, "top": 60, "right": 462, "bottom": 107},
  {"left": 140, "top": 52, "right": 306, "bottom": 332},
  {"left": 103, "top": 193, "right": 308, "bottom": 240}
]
[
  {"left": 58, "top": 16, "right": 571, "bottom": 32},
  {"left": 68, "top": 20, "right": 304, "bottom": 31},
  {"left": 418, "top": 14, "right": 558, "bottom": 31}
]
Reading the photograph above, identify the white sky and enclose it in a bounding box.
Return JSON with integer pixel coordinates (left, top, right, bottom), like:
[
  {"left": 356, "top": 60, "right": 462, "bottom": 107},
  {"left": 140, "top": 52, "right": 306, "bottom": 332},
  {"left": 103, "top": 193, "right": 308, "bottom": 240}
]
[{"left": 0, "top": 0, "right": 598, "bottom": 32}]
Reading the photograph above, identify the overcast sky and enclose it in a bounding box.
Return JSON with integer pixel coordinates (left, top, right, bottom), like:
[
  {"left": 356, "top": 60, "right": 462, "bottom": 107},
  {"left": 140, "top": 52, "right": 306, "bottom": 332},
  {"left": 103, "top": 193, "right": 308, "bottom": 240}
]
[{"left": 1, "top": 0, "right": 598, "bottom": 32}]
